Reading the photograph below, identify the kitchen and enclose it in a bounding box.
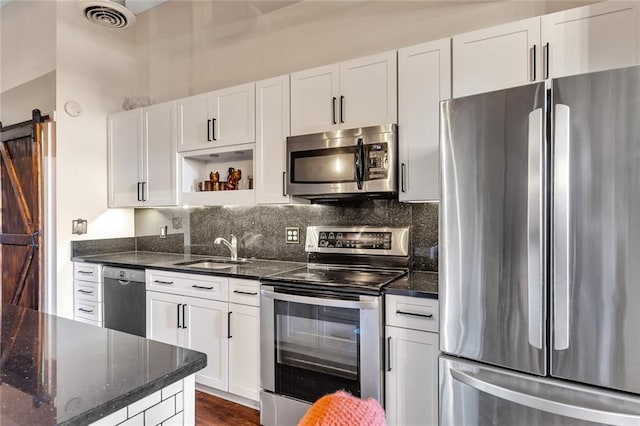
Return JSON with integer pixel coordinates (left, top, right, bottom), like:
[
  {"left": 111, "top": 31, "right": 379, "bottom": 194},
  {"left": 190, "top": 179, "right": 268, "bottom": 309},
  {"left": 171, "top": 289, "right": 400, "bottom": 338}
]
[{"left": 1, "top": 0, "right": 640, "bottom": 425}]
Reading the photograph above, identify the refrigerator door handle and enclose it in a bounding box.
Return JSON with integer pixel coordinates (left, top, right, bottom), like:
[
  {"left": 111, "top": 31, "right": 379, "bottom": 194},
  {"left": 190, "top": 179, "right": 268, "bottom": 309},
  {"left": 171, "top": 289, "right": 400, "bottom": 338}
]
[
  {"left": 554, "top": 104, "right": 571, "bottom": 351},
  {"left": 450, "top": 368, "right": 640, "bottom": 425},
  {"left": 527, "top": 108, "right": 544, "bottom": 350}
]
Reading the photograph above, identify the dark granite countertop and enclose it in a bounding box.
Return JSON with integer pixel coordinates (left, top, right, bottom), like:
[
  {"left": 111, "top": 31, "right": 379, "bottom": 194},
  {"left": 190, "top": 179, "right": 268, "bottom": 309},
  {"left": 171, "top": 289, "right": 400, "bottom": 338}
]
[
  {"left": 384, "top": 271, "right": 438, "bottom": 299},
  {"left": 0, "top": 303, "right": 206, "bottom": 426},
  {"left": 72, "top": 251, "right": 305, "bottom": 280}
]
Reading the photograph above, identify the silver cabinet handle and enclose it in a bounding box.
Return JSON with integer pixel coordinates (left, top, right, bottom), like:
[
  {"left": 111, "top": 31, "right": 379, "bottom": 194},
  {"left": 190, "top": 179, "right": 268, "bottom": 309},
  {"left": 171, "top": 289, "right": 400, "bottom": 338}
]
[
  {"left": 77, "top": 270, "right": 93, "bottom": 275},
  {"left": 527, "top": 107, "right": 544, "bottom": 350},
  {"left": 192, "top": 284, "right": 214, "bottom": 290},
  {"left": 233, "top": 290, "right": 258, "bottom": 296},
  {"left": 386, "top": 336, "right": 392, "bottom": 372},
  {"left": 261, "top": 289, "right": 378, "bottom": 310},
  {"left": 529, "top": 45, "right": 537, "bottom": 81},
  {"left": 154, "top": 280, "right": 174, "bottom": 285},
  {"left": 401, "top": 163, "right": 407, "bottom": 192},
  {"left": 77, "top": 289, "right": 93, "bottom": 294},
  {"left": 396, "top": 310, "right": 433, "bottom": 319},
  {"left": 554, "top": 104, "right": 571, "bottom": 351},
  {"left": 450, "top": 368, "right": 640, "bottom": 425},
  {"left": 78, "top": 307, "right": 94, "bottom": 313}
]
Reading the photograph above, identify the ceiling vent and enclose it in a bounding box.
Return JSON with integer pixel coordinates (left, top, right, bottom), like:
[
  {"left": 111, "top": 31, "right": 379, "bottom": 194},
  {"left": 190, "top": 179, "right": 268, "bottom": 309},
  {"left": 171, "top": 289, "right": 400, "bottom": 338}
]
[{"left": 77, "top": 0, "right": 136, "bottom": 29}]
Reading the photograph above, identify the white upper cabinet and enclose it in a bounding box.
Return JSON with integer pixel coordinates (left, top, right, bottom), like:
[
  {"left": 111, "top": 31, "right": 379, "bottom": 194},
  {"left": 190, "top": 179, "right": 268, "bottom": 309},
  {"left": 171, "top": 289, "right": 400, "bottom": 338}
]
[
  {"left": 256, "top": 75, "right": 291, "bottom": 204},
  {"left": 542, "top": 2, "right": 640, "bottom": 79},
  {"left": 144, "top": 102, "right": 178, "bottom": 206},
  {"left": 108, "top": 101, "right": 177, "bottom": 208},
  {"left": 177, "top": 82, "right": 255, "bottom": 152},
  {"left": 290, "top": 51, "right": 397, "bottom": 135},
  {"left": 398, "top": 38, "right": 451, "bottom": 202},
  {"left": 108, "top": 109, "right": 143, "bottom": 207},
  {"left": 290, "top": 64, "right": 339, "bottom": 136},
  {"left": 453, "top": 17, "right": 541, "bottom": 98}
]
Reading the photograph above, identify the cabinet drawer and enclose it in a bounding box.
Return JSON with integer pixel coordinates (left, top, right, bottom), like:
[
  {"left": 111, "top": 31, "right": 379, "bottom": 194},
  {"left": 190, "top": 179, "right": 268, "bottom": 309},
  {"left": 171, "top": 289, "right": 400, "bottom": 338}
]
[
  {"left": 229, "top": 278, "right": 260, "bottom": 307},
  {"left": 385, "top": 295, "right": 439, "bottom": 333},
  {"left": 73, "top": 262, "right": 102, "bottom": 282},
  {"left": 74, "top": 299, "right": 102, "bottom": 323},
  {"left": 74, "top": 280, "right": 102, "bottom": 302},
  {"left": 146, "top": 269, "right": 228, "bottom": 301}
]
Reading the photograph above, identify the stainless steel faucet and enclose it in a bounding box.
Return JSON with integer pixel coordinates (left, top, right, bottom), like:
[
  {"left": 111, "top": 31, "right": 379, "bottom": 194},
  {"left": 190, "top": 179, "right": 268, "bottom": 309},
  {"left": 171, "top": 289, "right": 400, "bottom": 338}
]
[{"left": 214, "top": 234, "right": 237, "bottom": 261}]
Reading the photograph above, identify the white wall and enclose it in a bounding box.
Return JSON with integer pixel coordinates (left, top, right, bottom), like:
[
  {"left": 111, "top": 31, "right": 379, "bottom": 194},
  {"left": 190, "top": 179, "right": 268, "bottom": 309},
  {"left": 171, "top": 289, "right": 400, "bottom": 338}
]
[
  {"left": 0, "top": 71, "right": 56, "bottom": 125},
  {"left": 136, "top": 0, "right": 595, "bottom": 102},
  {"left": 55, "top": 1, "right": 138, "bottom": 318}
]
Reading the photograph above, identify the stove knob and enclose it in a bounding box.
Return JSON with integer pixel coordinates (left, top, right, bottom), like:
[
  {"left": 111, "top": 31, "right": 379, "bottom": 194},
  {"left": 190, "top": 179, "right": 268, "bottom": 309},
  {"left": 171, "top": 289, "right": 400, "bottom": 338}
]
[
  {"left": 336, "top": 241, "right": 343, "bottom": 248},
  {"left": 320, "top": 240, "right": 329, "bottom": 247},
  {"left": 320, "top": 232, "right": 327, "bottom": 239},
  {"left": 337, "top": 233, "right": 343, "bottom": 239},
  {"left": 329, "top": 232, "right": 335, "bottom": 239}
]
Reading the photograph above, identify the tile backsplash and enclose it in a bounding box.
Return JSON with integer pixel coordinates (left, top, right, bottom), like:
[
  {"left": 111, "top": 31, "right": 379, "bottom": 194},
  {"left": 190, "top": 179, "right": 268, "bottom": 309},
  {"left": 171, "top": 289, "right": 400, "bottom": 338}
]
[{"left": 133, "top": 200, "right": 438, "bottom": 271}]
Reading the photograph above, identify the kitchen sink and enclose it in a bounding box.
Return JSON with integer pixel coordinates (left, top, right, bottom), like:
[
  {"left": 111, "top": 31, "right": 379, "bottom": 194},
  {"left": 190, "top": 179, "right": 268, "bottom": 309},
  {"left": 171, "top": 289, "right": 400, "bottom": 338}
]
[{"left": 173, "top": 258, "right": 251, "bottom": 269}]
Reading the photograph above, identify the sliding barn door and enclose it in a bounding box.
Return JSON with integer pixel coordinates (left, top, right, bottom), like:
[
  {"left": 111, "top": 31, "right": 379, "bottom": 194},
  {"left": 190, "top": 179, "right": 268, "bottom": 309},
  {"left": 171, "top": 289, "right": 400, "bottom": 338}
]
[{"left": 0, "top": 110, "right": 46, "bottom": 310}]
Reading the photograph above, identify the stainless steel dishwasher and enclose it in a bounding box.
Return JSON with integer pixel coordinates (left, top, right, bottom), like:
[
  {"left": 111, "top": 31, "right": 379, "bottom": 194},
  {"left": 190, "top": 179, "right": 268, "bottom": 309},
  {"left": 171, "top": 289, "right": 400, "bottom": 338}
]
[{"left": 103, "top": 266, "right": 146, "bottom": 337}]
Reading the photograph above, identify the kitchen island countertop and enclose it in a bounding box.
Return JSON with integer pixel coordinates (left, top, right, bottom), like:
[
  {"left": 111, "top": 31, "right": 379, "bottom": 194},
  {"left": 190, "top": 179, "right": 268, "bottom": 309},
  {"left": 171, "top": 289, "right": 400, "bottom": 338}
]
[
  {"left": 0, "top": 303, "right": 206, "bottom": 425},
  {"left": 72, "top": 251, "right": 305, "bottom": 279}
]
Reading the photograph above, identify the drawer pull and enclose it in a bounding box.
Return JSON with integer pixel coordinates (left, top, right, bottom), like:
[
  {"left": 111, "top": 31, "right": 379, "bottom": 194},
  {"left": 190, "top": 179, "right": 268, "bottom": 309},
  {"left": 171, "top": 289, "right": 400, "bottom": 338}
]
[
  {"left": 192, "top": 284, "right": 214, "bottom": 290},
  {"left": 77, "top": 289, "right": 94, "bottom": 294},
  {"left": 77, "top": 270, "right": 93, "bottom": 275},
  {"left": 233, "top": 290, "right": 258, "bottom": 296},
  {"left": 78, "top": 307, "right": 94, "bottom": 313},
  {"left": 396, "top": 310, "right": 433, "bottom": 319},
  {"left": 154, "top": 280, "right": 174, "bottom": 285}
]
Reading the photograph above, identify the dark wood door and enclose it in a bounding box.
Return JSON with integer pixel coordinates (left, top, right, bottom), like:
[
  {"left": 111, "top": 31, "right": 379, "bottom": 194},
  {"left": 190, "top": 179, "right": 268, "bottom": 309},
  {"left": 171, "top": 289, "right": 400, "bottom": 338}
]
[{"left": 0, "top": 110, "right": 47, "bottom": 310}]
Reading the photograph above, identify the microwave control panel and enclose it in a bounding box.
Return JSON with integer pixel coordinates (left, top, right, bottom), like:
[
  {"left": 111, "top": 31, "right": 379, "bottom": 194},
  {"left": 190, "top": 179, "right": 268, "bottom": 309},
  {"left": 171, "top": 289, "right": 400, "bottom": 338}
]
[
  {"left": 318, "top": 231, "right": 392, "bottom": 250},
  {"left": 367, "top": 144, "right": 389, "bottom": 180}
]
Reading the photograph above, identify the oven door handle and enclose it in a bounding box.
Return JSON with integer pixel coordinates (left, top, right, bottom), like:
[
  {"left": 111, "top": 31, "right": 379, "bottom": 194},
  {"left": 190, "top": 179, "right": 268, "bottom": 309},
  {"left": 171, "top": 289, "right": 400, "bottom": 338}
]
[{"left": 261, "top": 289, "right": 378, "bottom": 310}]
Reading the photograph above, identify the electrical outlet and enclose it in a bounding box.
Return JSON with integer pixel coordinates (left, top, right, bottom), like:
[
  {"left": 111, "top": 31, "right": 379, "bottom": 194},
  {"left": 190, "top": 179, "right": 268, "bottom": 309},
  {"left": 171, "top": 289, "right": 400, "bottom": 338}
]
[
  {"left": 160, "top": 226, "right": 168, "bottom": 239},
  {"left": 286, "top": 227, "right": 300, "bottom": 244},
  {"left": 72, "top": 219, "right": 87, "bottom": 235}
]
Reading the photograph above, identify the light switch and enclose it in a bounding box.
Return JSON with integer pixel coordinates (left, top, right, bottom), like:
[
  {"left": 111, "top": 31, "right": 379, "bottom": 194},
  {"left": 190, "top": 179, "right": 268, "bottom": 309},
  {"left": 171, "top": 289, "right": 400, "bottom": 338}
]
[{"left": 72, "top": 219, "right": 87, "bottom": 235}]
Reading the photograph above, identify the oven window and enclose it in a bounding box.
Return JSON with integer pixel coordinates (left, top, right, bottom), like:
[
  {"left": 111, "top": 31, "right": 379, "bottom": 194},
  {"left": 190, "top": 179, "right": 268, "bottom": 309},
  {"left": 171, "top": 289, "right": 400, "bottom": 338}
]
[
  {"left": 274, "top": 300, "right": 360, "bottom": 402},
  {"left": 291, "top": 147, "right": 357, "bottom": 183}
]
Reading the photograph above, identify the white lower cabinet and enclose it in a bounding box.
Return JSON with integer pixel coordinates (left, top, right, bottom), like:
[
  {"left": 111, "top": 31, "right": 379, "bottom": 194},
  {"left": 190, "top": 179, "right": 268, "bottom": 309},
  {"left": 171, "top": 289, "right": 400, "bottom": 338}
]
[
  {"left": 385, "top": 295, "right": 439, "bottom": 426},
  {"left": 146, "top": 270, "right": 259, "bottom": 402},
  {"left": 73, "top": 262, "right": 103, "bottom": 327}
]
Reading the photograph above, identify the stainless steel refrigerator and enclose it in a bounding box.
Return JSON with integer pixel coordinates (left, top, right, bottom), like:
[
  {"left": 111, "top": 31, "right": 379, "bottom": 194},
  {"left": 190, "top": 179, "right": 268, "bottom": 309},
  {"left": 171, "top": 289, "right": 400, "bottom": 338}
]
[{"left": 440, "top": 66, "right": 640, "bottom": 425}]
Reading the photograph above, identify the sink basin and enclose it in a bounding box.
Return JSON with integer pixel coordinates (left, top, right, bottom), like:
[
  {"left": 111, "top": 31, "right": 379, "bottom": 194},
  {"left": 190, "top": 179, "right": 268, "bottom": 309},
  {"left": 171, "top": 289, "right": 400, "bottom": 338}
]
[
  {"left": 181, "top": 261, "right": 237, "bottom": 270},
  {"left": 173, "top": 258, "right": 251, "bottom": 269}
]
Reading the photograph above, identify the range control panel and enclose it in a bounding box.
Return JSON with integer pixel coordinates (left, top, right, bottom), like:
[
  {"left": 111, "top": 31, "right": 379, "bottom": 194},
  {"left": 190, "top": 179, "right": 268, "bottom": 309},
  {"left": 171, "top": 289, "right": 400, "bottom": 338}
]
[
  {"left": 306, "top": 226, "right": 409, "bottom": 256},
  {"left": 318, "top": 231, "right": 392, "bottom": 250}
]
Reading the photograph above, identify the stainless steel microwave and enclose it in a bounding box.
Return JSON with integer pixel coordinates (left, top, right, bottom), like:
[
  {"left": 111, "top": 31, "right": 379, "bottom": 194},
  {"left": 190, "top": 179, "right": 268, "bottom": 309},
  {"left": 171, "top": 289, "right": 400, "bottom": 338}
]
[{"left": 285, "top": 124, "right": 397, "bottom": 200}]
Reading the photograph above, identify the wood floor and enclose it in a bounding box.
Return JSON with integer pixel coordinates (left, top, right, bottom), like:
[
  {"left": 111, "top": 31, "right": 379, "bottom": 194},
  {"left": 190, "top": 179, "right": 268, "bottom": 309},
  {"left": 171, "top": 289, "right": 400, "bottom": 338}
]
[{"left": 196, "top": 391, "right": 260, "bottom": 426}]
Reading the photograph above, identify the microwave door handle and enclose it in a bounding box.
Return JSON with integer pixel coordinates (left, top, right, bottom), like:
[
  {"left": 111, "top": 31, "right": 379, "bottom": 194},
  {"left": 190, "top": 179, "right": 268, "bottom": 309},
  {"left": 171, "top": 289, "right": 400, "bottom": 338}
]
[{"left": 355, "top": 138, "right": 364, "bottom": 190}]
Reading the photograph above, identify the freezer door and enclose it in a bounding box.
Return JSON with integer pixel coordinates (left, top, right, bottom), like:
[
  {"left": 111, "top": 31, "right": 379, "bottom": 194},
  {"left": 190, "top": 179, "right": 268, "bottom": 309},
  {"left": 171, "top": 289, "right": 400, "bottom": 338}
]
[
  {"left": 552, "top": 66, "right": 640, "bottom": 394},
  {"left": 440, "top": 355, "right": 640, "bottom": 426},
  {"left": 440, "top": 82, "right": 547, "bottom": 375}
]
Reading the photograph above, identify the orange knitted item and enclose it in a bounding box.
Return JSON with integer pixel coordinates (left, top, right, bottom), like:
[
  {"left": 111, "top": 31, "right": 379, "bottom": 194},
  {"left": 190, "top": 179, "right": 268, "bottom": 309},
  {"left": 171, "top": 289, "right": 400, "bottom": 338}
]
[{"left": 298, "top": 391, "right": 386, "bottom": 426}]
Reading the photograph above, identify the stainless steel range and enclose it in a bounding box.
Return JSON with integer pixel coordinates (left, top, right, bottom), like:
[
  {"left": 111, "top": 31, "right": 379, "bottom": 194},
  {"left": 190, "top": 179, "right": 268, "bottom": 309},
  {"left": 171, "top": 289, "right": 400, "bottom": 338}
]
[{"left": 259, "top": 226, "right": 409, "bottom": 426}]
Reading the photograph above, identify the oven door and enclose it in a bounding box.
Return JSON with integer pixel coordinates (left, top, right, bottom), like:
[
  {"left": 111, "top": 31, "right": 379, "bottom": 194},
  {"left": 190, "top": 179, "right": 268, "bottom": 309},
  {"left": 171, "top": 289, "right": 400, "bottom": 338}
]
[{"left": 260, "top": 285, "right": 382, "bottom": 404}]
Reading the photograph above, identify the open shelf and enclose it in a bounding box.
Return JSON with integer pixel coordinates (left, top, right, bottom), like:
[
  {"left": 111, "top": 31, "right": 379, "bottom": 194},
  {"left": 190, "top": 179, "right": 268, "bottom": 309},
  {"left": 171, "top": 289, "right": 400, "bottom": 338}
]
[{"left": 179, "top": 143, "right": 256, "bottom": 206}]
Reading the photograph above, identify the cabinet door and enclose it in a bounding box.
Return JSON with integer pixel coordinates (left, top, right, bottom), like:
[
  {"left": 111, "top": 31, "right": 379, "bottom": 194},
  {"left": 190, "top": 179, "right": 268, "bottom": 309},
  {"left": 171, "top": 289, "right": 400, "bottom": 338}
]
[
  {"left": 339, "top": 51, "right": 397, "bottom": 128},
  {"left": 256, "top": 75, "right": 290, "bottom": 204},
  {"left": 143, "top": 101, "right": 178, "bottom": 206},
  {"left": 108, "top": 109, "right": 143, "bottom": 207},
  {"left": 453, "top": 17, "right": 541, "bottom": 98},
  {"left": 385, "top": 326, "right": 439, "bottom": 426},
  {"left": 228, "top": 303, "right": 259, "bottom": 401},
  {"left": 146, "top": 291, "right": 181, "bottom": 346},
  {"left": 177, "top": 92, "right": 214, "bottom": 152},
  {"left": 290, "top": 64, "right": 339, "bottom": 136},
  {"left": 212, "top": 82, "right": 255, "bottom": 147},
  {"left": 183, "top": 296, "right": 229, "bottom": 391},
  {"left": 542, "top": 2, "right": 640, "bottom": 79},
  {"left": 398, "top": 39, "right": 451, "bottom": 202}
]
